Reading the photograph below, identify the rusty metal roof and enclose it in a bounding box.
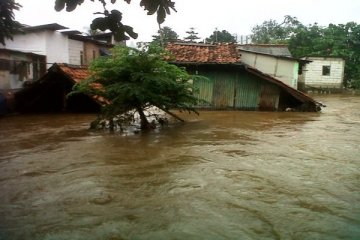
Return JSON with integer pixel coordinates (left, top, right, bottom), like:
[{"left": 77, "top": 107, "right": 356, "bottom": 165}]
[
  {"left": 243, "top": 64, "right": 317, "bottom": 105},
  {"left": 166, "top": 42, "right": 240, "bottom": 64}
]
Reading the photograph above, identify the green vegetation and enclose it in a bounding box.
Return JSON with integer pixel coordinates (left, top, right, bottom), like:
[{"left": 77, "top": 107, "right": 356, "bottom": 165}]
[
  {"left": 184, "top": 27, "right": 200, "bottom": 42},
  {"left": 71, "top": 44, "right": 200, "bottom": 131},
  {"left": 0, "top": 0, "right": 22, "bottom": 45},
  {"left": 54, "top": 0, "right": 176, "bottom": 41},
  {"left": 152, "top": 26, "right": 179, "bottom": 45},
  {"left": 251, "top": 16, "right": 360, "bottom": 88},
  {"left": 206, "top": 29, "right": 236, "bottom": 43}
]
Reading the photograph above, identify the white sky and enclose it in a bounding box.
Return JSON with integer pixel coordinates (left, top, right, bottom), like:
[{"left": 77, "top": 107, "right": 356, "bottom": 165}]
[{"left": 15, "top": 0, "right": 360, "bottom": 45}]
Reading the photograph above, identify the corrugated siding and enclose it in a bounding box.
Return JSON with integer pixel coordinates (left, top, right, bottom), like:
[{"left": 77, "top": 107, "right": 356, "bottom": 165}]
[
  {"left": 193, "top": 69, "right": 281, "bottom": 111},
  {"left": 234, "top": 73, "right": 261, "bottom": 110},
  {"left": 259, "top": 82, "right": 280, "bottom": 110},
  {"left": 213, "top": 72, "right": 235, "bottom": 109},
  {"left": 193, "top": 74, "right": 213, "bottom": 107}
]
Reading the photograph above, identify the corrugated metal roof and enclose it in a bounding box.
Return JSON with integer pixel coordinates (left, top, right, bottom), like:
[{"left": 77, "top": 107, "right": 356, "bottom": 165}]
[
  {"left": 238, "top": 44, "right": 292, "bottom": 57},
  {"left": 166, "top": 42, "right": 240, "bottom": 64},
  {"left": 243, "top": 64, "right": 317, "bottom": 105},
  {"left": 23, "top": 23, "right": 68, "bottom": 32}
]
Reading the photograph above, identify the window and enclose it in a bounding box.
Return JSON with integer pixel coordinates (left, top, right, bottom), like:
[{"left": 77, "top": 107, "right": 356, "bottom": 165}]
[
  {"left": 322, "top": 65, "right": 331, "bottom": 76},
  {"left": 80, "top": 51, "right": 84, "bottom": 65}
]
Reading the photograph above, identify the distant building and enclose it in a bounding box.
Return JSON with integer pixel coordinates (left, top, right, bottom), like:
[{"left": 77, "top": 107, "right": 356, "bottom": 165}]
[
  {"left": 0, "top": 23, "right": 116, "bottom": 91},
  {"left": 0, "top": 49, "right": 46, "bottom": 89},
  {"left": 300, "top": 57, "right": 345, "bottom": 90}
]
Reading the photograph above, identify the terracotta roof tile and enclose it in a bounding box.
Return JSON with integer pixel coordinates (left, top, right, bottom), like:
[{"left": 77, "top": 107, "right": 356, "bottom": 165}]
[
  {"left": 166, "top": 42, "right": 240, "bottom": 64},
  {"left": 56, "top": 64, "right": 89, "bottom": 83},
  {"left": 54, "top": 64, "right": 108, "bottom": 104}
]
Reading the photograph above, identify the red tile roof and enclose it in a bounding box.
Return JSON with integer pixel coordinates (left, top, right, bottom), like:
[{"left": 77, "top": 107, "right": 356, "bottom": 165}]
[
  {"left": 53, "top": 64, "right": 108, "bottom": 104},
  {"left": 56, "top": 64, "right": 89, "bottom": 83},
  {"left": 166, "top": 42, "right": 240, "bottom": 64}
]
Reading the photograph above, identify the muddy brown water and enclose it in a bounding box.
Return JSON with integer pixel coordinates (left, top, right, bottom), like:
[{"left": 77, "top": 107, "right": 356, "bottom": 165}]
[{"left": 0, "top": 94, "right": 359, "bottom": 240}]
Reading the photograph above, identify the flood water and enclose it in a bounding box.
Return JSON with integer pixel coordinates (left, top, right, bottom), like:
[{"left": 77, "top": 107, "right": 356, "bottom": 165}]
[{"left": 0, "top": 94, "right": 359, "bottom": 240}]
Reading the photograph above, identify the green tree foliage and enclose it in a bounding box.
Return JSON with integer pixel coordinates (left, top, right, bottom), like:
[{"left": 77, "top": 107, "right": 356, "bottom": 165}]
[
  {"left": 54, "top": 0, "right": 176, "bottom": 41},
  {"left": 251, "top": 15, "right": 301, "bottom": 44},
  {"left": 152, "top": 26, "right": 179, "bottom": 45},
  {"left": 206, "top": 29, "right": 236, "bottom": 43},
  {"left": 184, "top": 27, "right": 200, "bottom": 42},
  {"left": 251, "top": 16, "right": 360, "bottom": 88},
  {"left": 0, "top": 0, "right": 22, "bottom": 45},
  {"left": 288, "top": 22, "right": 360, "bottom": 88},
  {"left": 71, "top": 44, "right": 200, "bottom": 130}
]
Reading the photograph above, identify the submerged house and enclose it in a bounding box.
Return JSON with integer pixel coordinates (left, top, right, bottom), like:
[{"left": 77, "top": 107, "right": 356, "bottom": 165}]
[
  {"left": 166, "top": 42, "right": 320, "bottom": 112},
  {"left": 237, "top": 44, "right": 309, "bottom": 89},
  {"left": 15, "top": 63, "right": 102, "bottom": 113}
]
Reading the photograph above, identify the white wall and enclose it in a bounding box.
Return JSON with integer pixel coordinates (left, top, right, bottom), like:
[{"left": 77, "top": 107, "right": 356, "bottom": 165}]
[
  {"left": 68, "top": 39, "right": 84, "bottom": 65},
  {"left": 1, "top": 30, "right": 72, "bottom": 69},
  {"left": 240, "top": 51, "right": 298, "bottom": 88},
  {"left": 1, "top": 32, "right": 47, "bottom": 55},
  {"left": 303, "top": 57, "right": 345, "bottom": 88},
  {"left": 45, "top": 31, "right": 69, "bottom": 68}
]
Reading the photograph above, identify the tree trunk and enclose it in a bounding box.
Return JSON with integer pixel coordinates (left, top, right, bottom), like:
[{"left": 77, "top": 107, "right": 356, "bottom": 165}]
[{"left": 137, "top": 107, "right": 150, "bottom": 129}]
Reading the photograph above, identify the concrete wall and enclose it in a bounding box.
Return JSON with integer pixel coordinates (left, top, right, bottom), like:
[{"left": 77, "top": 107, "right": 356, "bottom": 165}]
[
  {"left": 1, "top": 30, "right": 71, "bottom": 69},
  {"left": 302, "top": 57, "right": 345, "bottom": 88},
  {"left": 45, "top": 31, "right": 69, "bottom": 68},
  {"left": 84, "top": 42, "right": 100, "bottom": 66},
  {"left": 1, "top": 32, "right": 47, "bottom": 55},
  {"left": 240, "top": 51, "right": 298, "bottom": 88},
  {"left": 68, "top": 39, "right": 84, "bottom": 65}
]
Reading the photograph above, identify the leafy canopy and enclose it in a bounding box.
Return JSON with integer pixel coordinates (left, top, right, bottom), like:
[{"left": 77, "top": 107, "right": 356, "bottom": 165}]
[
  {"left": 251, "top": 16, "right": 360, "bottom": 88},
  {"left": 206, "top": 29, "right": 236, "bottom": 43},
  {"left": 152, "top": 26, "right": 179, "bottom": 45},
  {"left": 184, "top": 27, "right": 200, "bottom": 42},
  {"left": 54, "top": 0, "right": 176, "bottom": 41},
  {"left": 72, "top": 44, "right": 200, "bottom": 130},
  {"left": 0, "top": 0, "right": 22, "bottom": 45},
  {"left": 251, "top": 15, "right": 301, "bottom": 44}
]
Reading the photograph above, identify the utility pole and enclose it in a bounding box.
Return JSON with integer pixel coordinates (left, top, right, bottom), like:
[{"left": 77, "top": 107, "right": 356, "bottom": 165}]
[{"left": 215, "top": 27, "right": 218, "bottom": 43}]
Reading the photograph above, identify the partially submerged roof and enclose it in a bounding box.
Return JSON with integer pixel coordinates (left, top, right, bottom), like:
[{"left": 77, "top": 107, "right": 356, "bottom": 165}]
[
  {"left": 243, "top": 64, "right": 318, "bottom": 106},
  {"left": 14, "top": 63, "right": 108, "bottom": 112},
  {"left": 53, "top": 63, "right": 89, "bottom": 83},
  {"left": 165, "top": 43, "right": 320, "bottom": 110},
  {"left": 166, "top": 42, "right": 240, "bottom": 64}
]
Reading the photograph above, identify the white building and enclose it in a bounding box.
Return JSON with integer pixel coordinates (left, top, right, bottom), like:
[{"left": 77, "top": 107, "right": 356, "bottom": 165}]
[
  {"left": 238, "top": 45, "right": 306, "bottom": 89},
  {"left": 300, "top": 57, "right": 345, "bottom": 89},
  {"left": 0, "top": 23, "right": 114, "bottom": 90}
]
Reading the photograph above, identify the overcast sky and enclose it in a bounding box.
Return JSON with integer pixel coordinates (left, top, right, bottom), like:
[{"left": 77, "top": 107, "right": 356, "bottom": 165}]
[{"left": 15, "top": 0, "right": 360, "bottom": 45}]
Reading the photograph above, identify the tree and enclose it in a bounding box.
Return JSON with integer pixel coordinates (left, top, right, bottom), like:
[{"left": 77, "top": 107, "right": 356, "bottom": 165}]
[
  {"left": 288, "top": 22, "right": 360, "bottom": 88},
  {"left": 152, "top": 26, "right": 179, "bottom": 45},
  {"left": 184, "top": 27, "right": 200, "bottom": 42},
  {"left": 251, "top": 16, "right": 360, "bottom": 88},
  {"left": 71, "top": 44, "right": 200, "bottom": 131},
  {"left": 206, "top": 29, "right": 236, "bottom": 43},
  {"left": 0, "top": 0, "right": 22, "bottom": 45},
  {"left": 251, "top": 15, "right": 301, "bottom": 44},
  {"left": 54, "top": 0, "right": 176, "bottom": 41}
]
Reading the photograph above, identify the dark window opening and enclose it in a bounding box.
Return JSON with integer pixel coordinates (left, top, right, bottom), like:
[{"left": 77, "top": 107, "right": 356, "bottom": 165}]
[
  {"left": 80, "top": 51, "right": 84, "bottom": 65},
  {"left": 322, "top": 65, "right": 331, "bottom": 76}
]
